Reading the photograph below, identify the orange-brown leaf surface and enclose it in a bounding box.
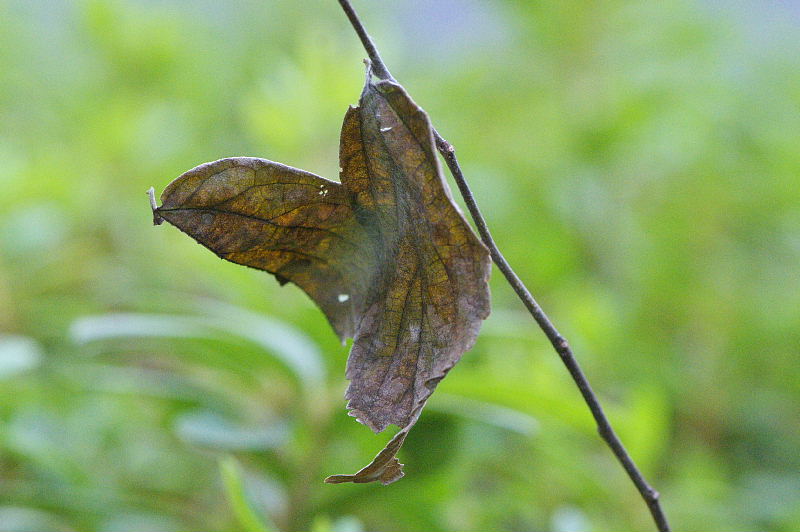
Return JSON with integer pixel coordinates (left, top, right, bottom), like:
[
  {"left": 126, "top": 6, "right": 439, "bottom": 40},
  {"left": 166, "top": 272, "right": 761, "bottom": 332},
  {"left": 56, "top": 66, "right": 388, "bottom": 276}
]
[{"left": 154, "top": 70, "right": 491, "bottom": 484}]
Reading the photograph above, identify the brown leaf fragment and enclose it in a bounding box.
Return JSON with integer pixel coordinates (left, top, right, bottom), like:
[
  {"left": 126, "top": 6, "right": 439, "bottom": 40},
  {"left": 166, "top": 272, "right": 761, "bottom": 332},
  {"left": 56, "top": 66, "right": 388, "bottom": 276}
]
[
  {"left": 153, "top": 68, "right": 491, "bottom": 484},
  {"left": 324, "top": 426, "right": 409, "bottom": 485}
]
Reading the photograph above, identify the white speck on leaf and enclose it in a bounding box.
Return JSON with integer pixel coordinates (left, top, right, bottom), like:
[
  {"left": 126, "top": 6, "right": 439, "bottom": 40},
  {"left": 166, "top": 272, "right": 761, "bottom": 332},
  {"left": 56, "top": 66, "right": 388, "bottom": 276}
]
[
  {"left": 380, "top": 127, "right": 392, "bottom": 132},
  {"left": 338, "top": 294, "right": 350, "bottom": 303}
]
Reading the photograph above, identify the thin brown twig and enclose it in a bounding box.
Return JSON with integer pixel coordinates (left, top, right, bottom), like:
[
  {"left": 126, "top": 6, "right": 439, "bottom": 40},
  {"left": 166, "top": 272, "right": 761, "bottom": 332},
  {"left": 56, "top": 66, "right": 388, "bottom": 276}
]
[{"left": 335, "top": 1, "right": 672, "bottom": 531}]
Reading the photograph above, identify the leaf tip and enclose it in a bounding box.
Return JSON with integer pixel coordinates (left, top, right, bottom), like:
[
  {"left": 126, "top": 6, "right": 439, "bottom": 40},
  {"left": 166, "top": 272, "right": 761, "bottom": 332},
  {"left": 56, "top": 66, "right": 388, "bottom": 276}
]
[
  {"left": 323, "top": 460, "right": 405, "bottom": 486},
  {"left": 323, "top": 474, "right": 352, "bottom": 484},
  {"left": 148, "top": 187, "right": 164, "bottom": 226}
]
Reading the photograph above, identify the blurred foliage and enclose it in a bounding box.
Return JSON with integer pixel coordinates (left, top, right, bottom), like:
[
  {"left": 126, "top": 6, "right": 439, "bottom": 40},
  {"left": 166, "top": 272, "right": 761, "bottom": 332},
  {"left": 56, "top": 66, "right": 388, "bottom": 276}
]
[{"left": 1, "top": 0, "right": 799, "bottom": 531}]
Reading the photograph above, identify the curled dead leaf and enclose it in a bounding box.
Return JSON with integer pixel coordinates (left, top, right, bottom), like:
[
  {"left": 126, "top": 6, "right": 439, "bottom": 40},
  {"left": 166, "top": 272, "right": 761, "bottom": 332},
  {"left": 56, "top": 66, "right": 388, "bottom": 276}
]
[{"left": 153, "top": 67, "right": 491, "bottom": 484}]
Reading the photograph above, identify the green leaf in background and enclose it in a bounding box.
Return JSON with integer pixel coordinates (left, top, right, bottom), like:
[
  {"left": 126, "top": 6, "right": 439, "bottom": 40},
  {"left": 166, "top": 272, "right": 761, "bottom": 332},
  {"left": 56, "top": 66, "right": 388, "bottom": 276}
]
[
  {"left": 175, "top": 410, "right": 288, "bottom": 451},
  {"left": 0, "top": 336, "right": 42, "bottom": 379},
  {"left": 427, "top": 393, "right": 539, "bottom": 437},
  {"left": 70, "top": 306, "right": 325, "bottom": 386},
  {"left": 0, "top": 506, "right": 70, "bottom": 532},
  {"left": 218, "top": 455, "right": 277, "bottom": 532},
  {"left": 311, "top": 514, "right": 365, "bottom": 532}
]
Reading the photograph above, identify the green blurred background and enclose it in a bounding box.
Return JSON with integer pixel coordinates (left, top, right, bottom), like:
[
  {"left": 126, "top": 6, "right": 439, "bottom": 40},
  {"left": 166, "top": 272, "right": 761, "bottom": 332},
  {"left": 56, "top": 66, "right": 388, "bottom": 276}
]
[{"left": 1, "top": 0, "right": 799, "bottom": 531}]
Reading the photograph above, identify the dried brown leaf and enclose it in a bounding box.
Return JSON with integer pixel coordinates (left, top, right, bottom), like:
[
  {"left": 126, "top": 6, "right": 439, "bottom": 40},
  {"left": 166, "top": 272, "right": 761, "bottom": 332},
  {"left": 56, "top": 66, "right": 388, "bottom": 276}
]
[{"left": 154, "top": 71, "right": 491, "bottom": 484}]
